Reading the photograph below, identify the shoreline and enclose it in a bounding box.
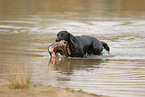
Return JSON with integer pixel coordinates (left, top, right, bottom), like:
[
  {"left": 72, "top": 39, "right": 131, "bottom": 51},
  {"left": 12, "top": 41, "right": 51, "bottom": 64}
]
[{"left": 0, "top": 78, "right": 109, "bottom": 97}]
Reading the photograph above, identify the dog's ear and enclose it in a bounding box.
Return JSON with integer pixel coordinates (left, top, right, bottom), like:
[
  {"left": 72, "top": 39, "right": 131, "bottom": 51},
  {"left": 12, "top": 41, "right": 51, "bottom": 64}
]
[{"left": 68, "top": 33, "right": 78, "bottom": 45}]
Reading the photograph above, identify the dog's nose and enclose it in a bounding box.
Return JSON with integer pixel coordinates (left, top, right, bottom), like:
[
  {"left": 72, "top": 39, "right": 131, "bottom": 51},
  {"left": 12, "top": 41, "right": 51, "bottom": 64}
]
[{"left": 55, "top": 38, "right": 60, "bottom": 42}]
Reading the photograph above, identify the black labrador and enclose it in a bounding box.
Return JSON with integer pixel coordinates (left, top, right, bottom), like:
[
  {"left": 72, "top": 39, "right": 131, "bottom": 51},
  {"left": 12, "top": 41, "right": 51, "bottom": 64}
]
[{"left": 56, "top": 31, "right": 110, "bottom": 57}]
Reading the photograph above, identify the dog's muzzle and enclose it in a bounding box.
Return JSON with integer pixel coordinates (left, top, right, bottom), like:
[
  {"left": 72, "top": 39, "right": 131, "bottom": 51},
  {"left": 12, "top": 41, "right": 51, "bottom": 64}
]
[{"left": 55, "top": 38, "right": 61, "bottom": 42}]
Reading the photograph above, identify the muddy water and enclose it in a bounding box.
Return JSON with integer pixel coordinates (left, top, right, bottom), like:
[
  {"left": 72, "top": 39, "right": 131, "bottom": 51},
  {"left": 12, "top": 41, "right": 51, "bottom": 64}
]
[{"left": 0, "top": 0, "right": 145, "bottom": 97}]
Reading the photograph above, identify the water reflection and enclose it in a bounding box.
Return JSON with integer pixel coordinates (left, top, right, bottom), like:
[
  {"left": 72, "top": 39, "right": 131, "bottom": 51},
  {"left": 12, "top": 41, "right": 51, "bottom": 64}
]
[
  {"left": 48, "top": 57, "right": 107, "bottom": 75},
  {"left": 47, "top": 57, "right": 107, "bottom": 85}
]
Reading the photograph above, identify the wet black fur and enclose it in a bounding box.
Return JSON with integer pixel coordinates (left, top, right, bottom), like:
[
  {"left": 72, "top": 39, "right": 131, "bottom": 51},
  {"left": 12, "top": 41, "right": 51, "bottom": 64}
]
[{"left": 56, "top": 31, "right": 110, "bottom": 57}]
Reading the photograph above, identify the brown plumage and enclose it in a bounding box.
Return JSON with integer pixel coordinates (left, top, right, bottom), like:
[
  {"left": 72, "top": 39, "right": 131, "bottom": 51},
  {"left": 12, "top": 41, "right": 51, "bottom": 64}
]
[{"left": 48, "top": 40, "right": 71, "bottom": 57}]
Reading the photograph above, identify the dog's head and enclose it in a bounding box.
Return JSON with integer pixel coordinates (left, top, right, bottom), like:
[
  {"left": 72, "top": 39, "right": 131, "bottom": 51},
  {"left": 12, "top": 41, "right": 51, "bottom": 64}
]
[
  {"left": 56, "top": 31, "right": 70, "bottom": 42},
  {"left": 56, "top": 31, "right": 77, "bottom": 45}
]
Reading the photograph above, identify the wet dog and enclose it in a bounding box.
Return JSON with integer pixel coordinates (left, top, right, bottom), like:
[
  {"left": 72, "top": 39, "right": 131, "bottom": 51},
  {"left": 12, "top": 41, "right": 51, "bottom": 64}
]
[
  {"left": 56, "top": 31, "right": 110, "bottom": 57},
  {"left": 48, "top": 40, "right": 71, "bottom": 57}
]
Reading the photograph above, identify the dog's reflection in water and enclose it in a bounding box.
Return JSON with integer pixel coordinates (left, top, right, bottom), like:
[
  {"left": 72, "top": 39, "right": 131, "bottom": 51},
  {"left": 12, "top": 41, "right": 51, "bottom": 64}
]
[{"left": 48, "top": 57, "right": 108, "bottom": 75}]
